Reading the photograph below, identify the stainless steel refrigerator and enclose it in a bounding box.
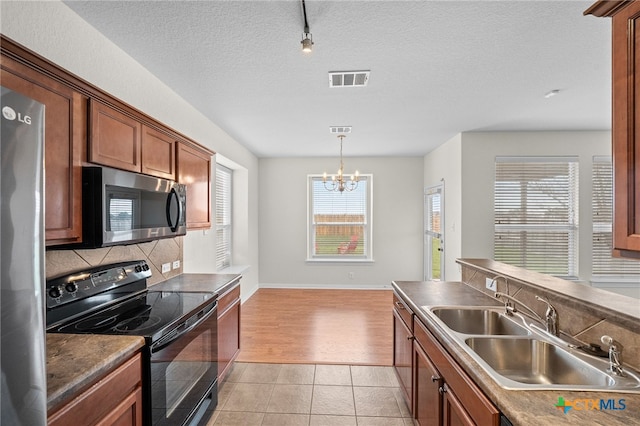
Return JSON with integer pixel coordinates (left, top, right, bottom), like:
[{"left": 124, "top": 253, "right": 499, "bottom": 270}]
[{"left": 1, "top": 86, "right": 47, "bottom": 425}]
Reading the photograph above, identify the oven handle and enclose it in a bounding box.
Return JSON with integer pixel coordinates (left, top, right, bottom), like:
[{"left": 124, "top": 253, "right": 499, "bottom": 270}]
[{"left": 150, "top": 301, "right": 217, "bottom": 354}]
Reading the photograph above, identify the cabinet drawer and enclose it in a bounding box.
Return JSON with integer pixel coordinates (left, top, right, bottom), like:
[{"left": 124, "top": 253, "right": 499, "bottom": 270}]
[
  {"left": 218, "top": 283, "right": 241, "bottom": 317},
  {"left": 414, "top": 318, "right": 499, "bottom": 426},
  {"left": 393, "top": 293, "right": 413, "bottom": 331}
]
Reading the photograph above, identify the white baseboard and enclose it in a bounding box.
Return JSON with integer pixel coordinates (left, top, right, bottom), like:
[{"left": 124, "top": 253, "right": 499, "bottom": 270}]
[{"left": 258, "top": 282, "right": 393, "bottom": 290}]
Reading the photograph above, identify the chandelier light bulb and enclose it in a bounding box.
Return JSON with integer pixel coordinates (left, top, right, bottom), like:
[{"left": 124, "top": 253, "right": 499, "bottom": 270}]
[{"left": 323, "top": 134, "right": 359, "bottom": 193}]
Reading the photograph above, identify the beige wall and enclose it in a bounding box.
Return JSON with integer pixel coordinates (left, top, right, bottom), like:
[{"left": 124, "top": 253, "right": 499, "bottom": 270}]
[
  {"left": 1, "top": 0, "right": 260, "bottom": 300},
  {"left": 258, "top": 157, "right": 424, "bottom": 288}
]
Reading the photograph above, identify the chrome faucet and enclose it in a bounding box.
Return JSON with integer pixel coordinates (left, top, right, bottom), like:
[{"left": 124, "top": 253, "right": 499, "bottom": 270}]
[
  {"left": 535, "top": 296, "right": 559, "bottom": 337},
  {"left": 490, "top": 275, "right": 512, "bottom": 309},
  {"left": 601, "top": 335, "right": 625, "bottom": 376},
  {"left": 494, "top": 292, "right": 559, "bottom": 336},
  {"left": 495, "top": 292, "right": 541, "bottom": 320}
]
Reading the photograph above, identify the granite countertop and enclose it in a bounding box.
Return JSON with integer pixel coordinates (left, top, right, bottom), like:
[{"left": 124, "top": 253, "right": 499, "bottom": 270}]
[
  {"left": 150, "top": 273, "right": 241, "bottom": 297},
  {"left": 46, "top": 333, "right": 145, "bottom": 413},
  {"left": 392, "top": 280, "right": 640, "bottom": 426}
]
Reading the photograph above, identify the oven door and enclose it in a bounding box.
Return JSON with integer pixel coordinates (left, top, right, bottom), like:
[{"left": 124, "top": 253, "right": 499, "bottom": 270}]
[{"left": 149, "top": 301, "right": 218, "bottom": 426}]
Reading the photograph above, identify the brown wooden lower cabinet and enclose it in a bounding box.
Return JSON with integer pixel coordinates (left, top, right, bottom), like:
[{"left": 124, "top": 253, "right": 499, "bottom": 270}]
[
  {"left": 414, "top": 338, "right": 443, "bottom": 425},
  {"left": 413, "top": 317, "right": 500, "bottom": 426},
  {"left": 217, "top": 281, "right": 241, "bottom": 382},
  {"left": 393, "top": 305, "right": 413, "bottom": 409},
  {"left": 392, "top": 290, "right": 501, "bottom": 426},
  {"left": 48, "top": 353, "right": 143, "bottom": 426}
]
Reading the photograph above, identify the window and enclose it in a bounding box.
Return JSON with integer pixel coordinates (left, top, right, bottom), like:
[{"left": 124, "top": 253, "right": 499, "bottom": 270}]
[
  {"left": 215, "top": 164, "right": 232, "bottom": 270},
  {"left": 494, "top": 157, "right": 579, "bottom": 278},
  {"left": 424, "top": 184, "right": 444, "bottom": 281},
  {"left": 308, "top": 175, "right": 372, "bottom": 260},
  {"left": 592, "top": 156, "right": 640, "bottom": 279}
]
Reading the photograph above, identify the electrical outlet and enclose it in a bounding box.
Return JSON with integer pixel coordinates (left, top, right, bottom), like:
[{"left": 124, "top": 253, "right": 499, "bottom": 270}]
[
  {"left": 172, "top": 260, "right": 180, "bottom": 270},
  {"left": 486, "top": 277, "right": 497, "bottom": 291},
  {"left": 161, "top": 263, "right": 171, "bottom": 273}
]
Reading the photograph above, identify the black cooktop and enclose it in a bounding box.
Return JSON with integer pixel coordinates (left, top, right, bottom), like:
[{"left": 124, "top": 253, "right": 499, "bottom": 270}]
[{"left": 51, "top": 290, "right": 215, "bottom": 339}]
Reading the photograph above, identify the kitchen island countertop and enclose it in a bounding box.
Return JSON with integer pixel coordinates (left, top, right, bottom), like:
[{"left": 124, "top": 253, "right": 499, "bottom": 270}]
[{"left": 393, "top": 280, "right": 640, "bottom": 426}]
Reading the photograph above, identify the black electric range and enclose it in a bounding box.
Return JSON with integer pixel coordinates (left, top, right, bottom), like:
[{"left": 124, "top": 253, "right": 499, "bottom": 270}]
[{"left": 46, "top": 260, "right": 218, "bottom": 426}]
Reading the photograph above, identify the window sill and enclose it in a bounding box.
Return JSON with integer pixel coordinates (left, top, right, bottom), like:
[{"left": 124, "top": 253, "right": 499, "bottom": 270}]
[
  {"left": 217, "top": 264, "right": 251, "bottom": 274},
  {"left": 590, "top": 278, "right": 640, "bottom": 286},
  {"left": 306, "top": 258, "right": 375, "bottom": 264}
]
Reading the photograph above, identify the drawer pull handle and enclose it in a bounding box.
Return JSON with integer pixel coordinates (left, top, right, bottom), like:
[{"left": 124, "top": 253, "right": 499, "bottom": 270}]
[
  {"left": 438, "top": 386, "right": 446, "bottom": 395},
  {"left": 395, "top": 301, "right": 405, "bottom": 310},
  {"left": 431, "top": 375, "right": 441, "bottom": 383}
]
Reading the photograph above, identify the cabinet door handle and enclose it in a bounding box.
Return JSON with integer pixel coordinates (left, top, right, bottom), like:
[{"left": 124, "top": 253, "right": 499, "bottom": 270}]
[
  {"left": 407, "top": 335, "right": 414, "bottom": 341},
  {"left": 431, "top": 375, "right": 441, "bottom": 383},
  {"left": 438, "top": 385, "right": 446, "bottom": 395},
  {"left": 395, "top": 301, "right": 405, "bottom": 310}
]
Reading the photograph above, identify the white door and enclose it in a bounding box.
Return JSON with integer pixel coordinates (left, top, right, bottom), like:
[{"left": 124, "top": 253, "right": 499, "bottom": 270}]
[{"left": 424, "top": 183, "right": 444, "bottom": 281}]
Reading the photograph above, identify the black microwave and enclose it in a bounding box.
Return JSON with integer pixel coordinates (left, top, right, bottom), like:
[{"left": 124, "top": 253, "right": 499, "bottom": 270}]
[{"left": 78, "top": 166, "right": 187, "bottom": 248}]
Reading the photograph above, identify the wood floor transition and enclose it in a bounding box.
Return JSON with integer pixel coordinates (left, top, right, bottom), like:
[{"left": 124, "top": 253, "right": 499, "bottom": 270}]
[{"left": 236, "top": 288, "right": 393, "bottom": 366}]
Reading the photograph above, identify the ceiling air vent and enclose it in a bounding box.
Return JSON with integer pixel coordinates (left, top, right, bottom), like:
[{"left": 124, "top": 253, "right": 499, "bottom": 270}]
[
  {"left": 329, "top": 126, "right": 352, "bottom": 134},
  {"left": 329, "top": 71, "right": 370, "bottom": 88}
]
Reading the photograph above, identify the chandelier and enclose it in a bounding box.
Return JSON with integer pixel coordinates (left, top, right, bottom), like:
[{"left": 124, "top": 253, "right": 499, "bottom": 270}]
[{"left": 323, "top": 135, "right": 359, "bottom": 192}]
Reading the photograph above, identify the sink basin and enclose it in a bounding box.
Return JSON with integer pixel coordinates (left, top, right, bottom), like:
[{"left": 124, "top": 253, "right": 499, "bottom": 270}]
[
  {"left": 465, "top": 337, "right": 613, "bottom": 386},
  {"left": 430, "top": 307, "right": 529, "bottom": 336},
  {"left": 422, "top": 305, "right": 640, "bottom": 392}
]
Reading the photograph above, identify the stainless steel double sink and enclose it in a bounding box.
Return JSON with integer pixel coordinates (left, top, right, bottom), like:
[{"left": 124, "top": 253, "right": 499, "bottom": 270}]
[{"left": 422, "top": 306, "right": 640, "bottom": 392}]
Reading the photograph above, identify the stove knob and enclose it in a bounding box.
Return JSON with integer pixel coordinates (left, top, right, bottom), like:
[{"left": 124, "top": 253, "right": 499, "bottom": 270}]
[
  {"left": 142, "top": 263, "right": 150, "bottom": 271},
  {"left": 48, "top": 287, "right": 62, "bottom": 299},
  {"left": 65, "top": 283, "right": 78, "bottom": 293},
  {"left": 135, "top": 265, "right": 142, "bottom": 272}
]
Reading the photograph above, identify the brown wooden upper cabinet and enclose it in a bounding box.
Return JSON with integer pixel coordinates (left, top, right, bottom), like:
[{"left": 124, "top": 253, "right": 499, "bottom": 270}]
[
  {"left": 1, "top": 53, "right": 85, "bottom": 246},
  {"left": 90, "top": 101, "right": 179, "bottom": 180},
  {"left": 586, "top": 0, "right": 640, "bottom": 258},
  {"left": 141, "top": 125, "right": 176, "bottom": 180},
  {"left": 89, "top": 100, "right": 142, "bottom": 173},
  {"left": 177, "top": 141, "right": 213, "bottom": 229}
]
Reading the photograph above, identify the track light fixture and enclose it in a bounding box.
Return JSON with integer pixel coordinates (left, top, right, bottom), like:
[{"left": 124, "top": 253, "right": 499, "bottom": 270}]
[{"left": 301, "top": 0, "right": 313, "bottom": 53}]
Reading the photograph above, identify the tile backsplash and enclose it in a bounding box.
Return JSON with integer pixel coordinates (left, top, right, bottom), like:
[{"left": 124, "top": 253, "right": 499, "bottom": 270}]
[{"left": 46, "top": 236, "right": 183, "bottom": 286}]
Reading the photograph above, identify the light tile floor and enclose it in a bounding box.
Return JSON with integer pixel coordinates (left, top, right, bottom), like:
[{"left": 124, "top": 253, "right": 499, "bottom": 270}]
[{"left": 207, "top": 363, "right": 415, "bottom": 426}]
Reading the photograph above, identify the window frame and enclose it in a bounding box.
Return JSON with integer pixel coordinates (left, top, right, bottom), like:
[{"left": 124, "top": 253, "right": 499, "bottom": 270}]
[{"left": 307, "top": 174, "right": 374, "bottom": 262}]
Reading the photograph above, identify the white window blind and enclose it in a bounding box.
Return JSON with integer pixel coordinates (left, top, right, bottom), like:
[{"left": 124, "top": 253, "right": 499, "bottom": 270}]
[
  {"left": 215, "top": 164, "right": 232, "bottom": 270},
  {"left": 592, "top": 157, "right": 640, "bottom": 278},
  {"left": 308, "top": 175, "right": 372, "bottom": 260},
  {"left": 494, "top": 157, "right": 579, "bottom": 278}
]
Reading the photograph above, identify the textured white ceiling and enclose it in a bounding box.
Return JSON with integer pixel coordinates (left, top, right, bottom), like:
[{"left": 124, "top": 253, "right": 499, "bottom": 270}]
[{"left": 63, "top": 0, "right": 611, "bottom": 158}]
